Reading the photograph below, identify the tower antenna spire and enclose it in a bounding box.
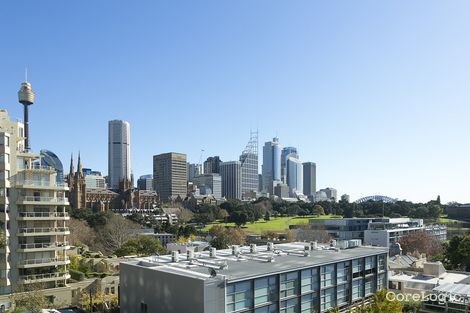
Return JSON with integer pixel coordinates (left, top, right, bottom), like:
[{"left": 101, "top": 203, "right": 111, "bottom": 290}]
[{"left": 25, "top": 67, "right": 28, "bottom": 82}]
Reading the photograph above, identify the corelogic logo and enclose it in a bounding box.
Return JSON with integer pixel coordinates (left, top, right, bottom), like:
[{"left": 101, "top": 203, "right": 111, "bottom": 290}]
[{"left": 386, "top": 291, "right": 467, "bottom": 304}]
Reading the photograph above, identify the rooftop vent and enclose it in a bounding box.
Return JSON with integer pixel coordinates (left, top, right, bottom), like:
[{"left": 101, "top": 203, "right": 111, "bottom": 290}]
[
  {"left": 209, "top": 247, "right": 217, "bottom": 258},
  {"left": 267, "top": 242, "right": 274, "bottom": 251},
  {"left": 171, "top": 251, "right": 179, "bottom": 263},
  {"left": 232, "top": 245, "right": 240, "bottom": 256},
  {"left": 250, "top": 244, "right": 257, "bottom": 254}
]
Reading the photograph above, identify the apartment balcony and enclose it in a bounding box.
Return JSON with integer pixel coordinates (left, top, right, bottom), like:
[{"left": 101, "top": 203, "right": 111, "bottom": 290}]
[
  {"left": 18, "top": 271, "right": 70, "bottom": 284},
  {"left": 16, "top": 196, "right": 69, "bottom": 206},
  {"left": 17, "top": 241, "right": 70, "bottom": 252},
  {"left": 17, "top": 211, "right": 70, "bottom": 221},
  {"left": 16, "top": 180, "right": 69, "bottom": 191},
  {"left": 18, "top": 227, "right": 70, "bottom": 236},
  {"left": 17, "top": 257, "right": 70, "bottom": 268},
  {"left": 19, "top": 164, "right": 55, "bottom": 172}
]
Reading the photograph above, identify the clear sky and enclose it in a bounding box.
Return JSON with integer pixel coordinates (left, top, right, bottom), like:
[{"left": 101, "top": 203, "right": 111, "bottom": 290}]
[{"left": 0, "top": 1, "right": 469, "bottom": 203}]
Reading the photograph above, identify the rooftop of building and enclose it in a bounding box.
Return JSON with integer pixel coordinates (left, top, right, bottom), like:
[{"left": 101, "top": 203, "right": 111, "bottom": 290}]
[{"left": 122, "top": 242, "right": 387, "bottom": 283}]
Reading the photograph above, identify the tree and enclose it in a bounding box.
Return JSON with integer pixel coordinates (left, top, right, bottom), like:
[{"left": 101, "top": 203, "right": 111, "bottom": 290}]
[
  {"left": 264, "top": 212, "right": 271, "bottom": 221},
  {"left": 294, "top": 224, "right": 331, "bottom": 243},
  {"left": 10, "top": 284, "right": 51, "bottom": 313},
  {"left": 312, "top": 204, "right": 325, "bottom": 216},
  {"left": 226, "top": 228, "right": 246, "bottom": 245},
  {"left": 398, "top": 231, "right": 443, "bottom": 259},
  {"left": 366, "top": 289, "right": 402, "bottom": 313},
  {"left": 115, "top": 236, "right": 165, "bottom": 257},
  {"left": 229, "top": 211, "right": 248, "bottom": 227},
  {"left": 210, "top": 233, "right": 231, "bottom": 249},
  {"left": 68, "top": 218, "right": 99, "bottom": 250},
  {"left": 97, "top": 214, "right": 141, "bottom": 253},
  {"left": 208, "top": 225, "right": 226, "bottom": 237},
  {"left": 79, "top": 289, "right": 118, "bottom": 313}
]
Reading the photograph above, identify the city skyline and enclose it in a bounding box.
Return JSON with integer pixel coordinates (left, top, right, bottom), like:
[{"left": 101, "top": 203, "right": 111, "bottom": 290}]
[{"left": 1, "top": 1, "right": 469, "bottom": 203}]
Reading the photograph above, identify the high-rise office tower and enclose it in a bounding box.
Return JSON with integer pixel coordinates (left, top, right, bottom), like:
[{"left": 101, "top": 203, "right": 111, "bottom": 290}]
[
  {"left": 187, "top": 163, "right": 201, "bottom": 182},
  {"left": 108, "top": 120, "right": 131, "bottom": 189},
  {"left": 153, "top": 153, "right": 187, "bottom": 202},
  {"left": 303, "top": 162, "right": 316, "bottom": 197},
  {"left": 193, "top": 173, "right": 222, "bottom": 199},
  {"left": 203, "top": 156, "right": 222, "bottom": 174},
  {"left": 220, "top": 161, "right": 242, "bottom": 200},
  {"left": 261, "top": 137, "right": 281, "bottom": 194},
  {"left": 137, "top": 174, "right": 154, "bottom": 191},
  {"left": 239, "top": 131, "right": 259, "bottom": 198},
  {"left": 0, "top": 82, "right": 70, "bottom": 295},
  {"left": 281, "top": 146, "right": 298, "bottom": 183},
  {"left": 286, "top": 156, "right": 303, "bottom": 196}
]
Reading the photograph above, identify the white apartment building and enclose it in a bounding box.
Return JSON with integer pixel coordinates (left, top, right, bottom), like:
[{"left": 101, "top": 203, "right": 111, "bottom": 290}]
[{"left": 0, "top": 108, "right": 70, "bottom": 298}]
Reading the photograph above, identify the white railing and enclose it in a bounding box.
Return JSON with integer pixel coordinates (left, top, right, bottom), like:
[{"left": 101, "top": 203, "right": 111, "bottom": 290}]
[
  {"left": 18, "top": 242, "right": 69, "bottom": 249},
  {"left": 18, "top": 227, "right": 70, "bottom": 234},
  {"left": 18, "top": 212, "right": 69, "bottom": 218},
  {"left": 22, "top": 164, "right": 54, "bottom": 171},
  {"left": 20, "top": 272, "right": 69, "bottom": 281},
  {"left": 18, "top": 196, "right": 68, "bottom": 203},
  {"left": 17, "top": 180, "right": 66, "bottom": 188},
  {"left": 19, "top": 257, "right": 69, "bottom": 266}
]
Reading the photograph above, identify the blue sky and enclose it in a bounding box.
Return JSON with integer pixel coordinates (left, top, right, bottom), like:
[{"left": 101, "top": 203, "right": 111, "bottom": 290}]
[{"left": 0, "top": 1, "right": 469, "bottom": 203}]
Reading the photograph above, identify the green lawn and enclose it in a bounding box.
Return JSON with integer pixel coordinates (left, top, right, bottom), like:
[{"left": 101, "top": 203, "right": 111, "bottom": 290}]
[
  {"left": 203, "top": 215, "right": 342, "bottom": 234},
  {"left": 436, "top": 217, "right": 466, "bottom": 224}
]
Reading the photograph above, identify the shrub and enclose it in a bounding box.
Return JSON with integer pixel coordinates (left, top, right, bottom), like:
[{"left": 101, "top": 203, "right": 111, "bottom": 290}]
[{"left": 69, "top": 269, "right": 85, "bottom": 281}]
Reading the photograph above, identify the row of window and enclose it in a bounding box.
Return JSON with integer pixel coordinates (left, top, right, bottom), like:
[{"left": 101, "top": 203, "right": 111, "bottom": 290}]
[{"left": 226, "top": 255, "right": 387, "bottom": 312}]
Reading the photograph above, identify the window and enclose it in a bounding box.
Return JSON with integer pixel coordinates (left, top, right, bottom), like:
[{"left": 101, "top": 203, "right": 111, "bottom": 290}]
[
  {"left": 226, "top": 281, "right": 253, "bottom": 312},
  {"left": 255, "top": 304, "right": 277, "bottom": 313},
  {"left": 337, "top": 284, "right": 350, "bottom": 305},
  {"left": 300, "top": 293, "right": 318, "bottom": 313},
  {"left": 378, "top": 255, "right": 386, "bottom": 272},
  {"left": 320, "top": 287, "right": 335, "bottom": 311},
  {"left": 365, "top": 277, "right": 375, "bottom": 295},
  {"left": 320, "top": 265, "right": 335, "bottom": 288},
  {"left": 337, "top": 262, "right": 350, "bottom": 284},
  {"left": 280, "top": 272, "right": 299, "bottom": 298},
  {"left": 377, "top": 273, "right": 386, "bottom": 290},
  {"left": 352, "top": 279, "right": 363, "bottom": 300},
  {"left": 280, "top": 298, "right": 298, "bottom": 313},
  {"left": 111, "top": 287, "right": 115, "bottom": 294},
  {"left": 105, "top": 288, "right": 109, "bottom": 295},
  {"left": 255, "top": 276, "right": 277, "bottom": 305},
  {"left": 365, "top": 256, "right": 376, "bottom": 275},
  {"left": 352, "top": 259, "right": 363, "bottom": 278},
  {"left": 300, "top": 268, "right": 318, "bottom": 293}
]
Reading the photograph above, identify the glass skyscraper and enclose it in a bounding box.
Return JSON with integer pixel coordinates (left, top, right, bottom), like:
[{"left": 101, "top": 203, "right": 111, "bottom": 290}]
[
  {"left": 286, "top": 156, "right": 303, "bottom": 196},
  {"left": 262, "top": 137, "right": 281, "bottom": 194},
  {"left": 240, "top": 131, "right": 259, "bottom": 198},
  {"left": 281, "top": 146, "right": 298, "bottom": 184}
]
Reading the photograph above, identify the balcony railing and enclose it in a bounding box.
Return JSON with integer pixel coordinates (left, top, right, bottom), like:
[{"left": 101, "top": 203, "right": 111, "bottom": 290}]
[
  {"left": 18, "top": 212, "right": 69, "bottom": 218},
  {"left": 17, "top": 180, "right": 67, "bottom": 188},
  {"left": 19, "top": 271, "right": 69, "bottom": 281},
  {"left": 21, "top": 164, "right": 55, "bottom": 171},
  {"left": 19, "top": 257, "right": 69, "bottom": 266},
  {"left": 18, "top": 196, "right": 68, "bottom": 203},
  {"left": 18, "top": 242, "right": 69, "bottom": 250},
  {"left": 18, "top": 227, "right": 70, "bottom": 234}
]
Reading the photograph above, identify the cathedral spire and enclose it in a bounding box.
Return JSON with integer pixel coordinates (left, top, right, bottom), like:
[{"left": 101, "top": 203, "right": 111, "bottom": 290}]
[
  {"left": 69, "top": 153, "right": 75, "bottom": 178},
  {"left": 77, "top": 151, "right": 83, "bottom": 177}
]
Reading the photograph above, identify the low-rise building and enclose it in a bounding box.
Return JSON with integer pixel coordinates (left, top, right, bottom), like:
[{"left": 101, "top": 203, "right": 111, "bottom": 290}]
[{"left": 120, "top": 242, "right": 388, "bottom": 313}]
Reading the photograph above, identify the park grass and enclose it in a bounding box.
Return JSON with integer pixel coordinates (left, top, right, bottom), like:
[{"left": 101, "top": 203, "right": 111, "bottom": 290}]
[
  {"left": 202, "top": 214, "right": 342, "bottom": 234},
  {"left": 436, "top": 217, "right": 466, "bottom": 224}
]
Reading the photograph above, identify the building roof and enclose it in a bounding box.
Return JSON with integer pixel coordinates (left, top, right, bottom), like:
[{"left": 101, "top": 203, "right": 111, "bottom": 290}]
[
  {"left": 122, "top": 242, "right": 387, "bottom": 282},
  {"left": 433, "top": 283, "right": 470, "bottom": 297},
  {"left": 388, "top": 255, "right": 418, "bottom": 270}
]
